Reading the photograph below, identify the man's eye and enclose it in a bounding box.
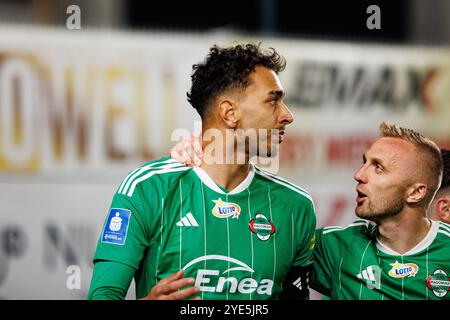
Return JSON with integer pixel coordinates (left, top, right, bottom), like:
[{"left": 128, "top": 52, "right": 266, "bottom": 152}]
[
  {"left": 375, "top": 164, "right": 383, "bottom": 173},
  {"left": 269, "top": 100, "right": 277, "bottom": 107}
]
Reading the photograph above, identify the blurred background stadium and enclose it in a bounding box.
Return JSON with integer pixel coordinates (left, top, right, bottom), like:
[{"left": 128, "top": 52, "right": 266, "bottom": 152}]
[{"left": 0, "top": 0, "right": 449, "bottom": 299}]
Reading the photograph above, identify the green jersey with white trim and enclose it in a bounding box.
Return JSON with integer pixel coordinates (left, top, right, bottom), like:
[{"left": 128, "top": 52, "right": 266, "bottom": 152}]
[
  {"left": 311, "top": 219, "right": 450, "bottom": 300},
  {"left": 91, "top": 157, "right": 316, "bottom": 300}
]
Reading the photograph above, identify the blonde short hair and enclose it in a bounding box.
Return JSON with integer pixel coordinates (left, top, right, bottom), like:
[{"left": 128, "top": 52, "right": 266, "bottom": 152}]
[{"left": 379, "top": 121, "right": 443, "bottom": 203}]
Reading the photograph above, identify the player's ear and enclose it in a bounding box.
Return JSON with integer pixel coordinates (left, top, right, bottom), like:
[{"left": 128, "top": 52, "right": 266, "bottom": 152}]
[
  {"left": 218, "top": 99, "right": 239, "bottom": 128},
  {"left": 437, "top": 196, "right": 450, "bottom": 223},
  {"left": 406, "top": 183, "right": 427, "bottom": 205}
]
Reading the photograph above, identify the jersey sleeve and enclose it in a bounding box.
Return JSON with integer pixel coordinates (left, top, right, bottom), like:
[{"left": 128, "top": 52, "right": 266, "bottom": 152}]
[
  {"left": 292, "top": 198, "right": 317, "bottom": 268},
  {"left": 87, "top": 260, "right": 135, "bottom": 300},
  {"left": 310, "top": 228, "right": 334, "bottom": 296},
  {"left": 93, "top": 186, "right": 152, "bottom": 270}
]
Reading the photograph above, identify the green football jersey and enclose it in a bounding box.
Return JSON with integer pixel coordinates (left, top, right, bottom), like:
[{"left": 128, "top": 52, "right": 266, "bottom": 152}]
[
  {"left": 311, "top": 219, "right": 450, "bottom": 300},
  {"left": 91, "top": 157, "right": 316, "bottom": 300}
]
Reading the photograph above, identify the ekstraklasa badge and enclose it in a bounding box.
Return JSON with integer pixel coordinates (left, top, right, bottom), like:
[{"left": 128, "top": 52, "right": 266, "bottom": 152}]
[
  {"left": 101, "top": 208, "right": 131, "bottom": 245},
  {"left": 249, "top": 214, "right": 275, "bottom": 241}
]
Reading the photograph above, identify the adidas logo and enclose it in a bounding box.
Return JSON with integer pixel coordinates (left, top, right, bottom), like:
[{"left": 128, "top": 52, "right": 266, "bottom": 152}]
[
  {"left": 292, "top": 271, "right": 308, "bottom": 291},
  {"left": 176, "top": 212, "right": 199, "bottom": 227},
  {"left": 292, "top": 277, "right": 303, "bottom": 290},
  {"left": 356, "top": 265, "right": 381, "bottom": 290}
]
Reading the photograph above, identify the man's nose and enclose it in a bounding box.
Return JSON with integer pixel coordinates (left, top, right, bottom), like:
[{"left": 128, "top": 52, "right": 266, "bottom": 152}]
[
  {"left": 354, "top": 165, "right": 367, "bottom": 183},
  {"left": 279, "top": 102, "right": 294, "bottom": 125}
]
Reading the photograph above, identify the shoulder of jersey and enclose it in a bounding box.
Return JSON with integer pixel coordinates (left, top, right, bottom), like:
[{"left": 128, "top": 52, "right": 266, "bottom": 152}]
[
  {"left": 253, "top": 165, "right": 314, "bottom": 206},
  {"left": 115, "top": 157, "right": 190, "bottom": 197},
  {"left": 320, "top": 219, "right": 373, "bottom": 240},
  {"left": 436, "top": 221, "right": 450, "bottom": 242}
]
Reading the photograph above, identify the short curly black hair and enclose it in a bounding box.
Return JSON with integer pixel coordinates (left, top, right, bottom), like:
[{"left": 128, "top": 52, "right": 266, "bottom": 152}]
[
  {"left": 187, "top": 43, "right": 286, "bottom": 119},
  {"left": 440, "top": 148, "right": 450, "bottom": 190}
]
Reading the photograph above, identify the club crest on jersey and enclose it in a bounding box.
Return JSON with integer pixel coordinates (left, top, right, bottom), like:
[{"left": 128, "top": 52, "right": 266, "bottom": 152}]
[
  {"left": 249, "top": 214, "right": 275, "bottom": 241},
  {"left": 388, "top": 261, "right": 418, "bottom": 278},
  {"left": 211, "top": 198, "right": 241, "bottom": 219},
  {"left": 426, "top": 269, "right": 450, "bottom": 298}
]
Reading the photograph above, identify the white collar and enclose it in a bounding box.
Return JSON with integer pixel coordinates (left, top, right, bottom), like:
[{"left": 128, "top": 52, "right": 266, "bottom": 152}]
[
  {"left": 375, "top": 220, "right": 439, "bottom": 256},
  {"left": 193, "top": 164, "right": 255, "bottom": 195}
]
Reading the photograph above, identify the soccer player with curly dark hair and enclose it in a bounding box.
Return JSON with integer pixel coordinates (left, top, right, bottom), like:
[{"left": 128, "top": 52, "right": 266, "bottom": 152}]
[{"left": 88, "top": 43, "right": 316, "bottom": 300}]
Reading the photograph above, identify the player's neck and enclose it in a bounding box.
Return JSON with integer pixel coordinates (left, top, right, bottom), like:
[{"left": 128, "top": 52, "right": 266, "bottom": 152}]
[
  {"left": 376, "top": 209, "right": 432, "bottom": 254},
  {"left": 199, "top": 162, "right": 251, "bottom": 193},
  {"left": 198, "top": 127, "right": 252, "bottom": 192}
]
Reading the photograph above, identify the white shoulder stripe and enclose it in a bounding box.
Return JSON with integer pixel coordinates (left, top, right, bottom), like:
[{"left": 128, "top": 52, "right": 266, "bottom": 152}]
[
  {"left": 118, "top": 167, "right": 141, "bottom": 194},
  {"left": 126, "top": 166, "right": 190, "bottom": 197},
  {"left": 120, "top": 161, "right": 184, "bottom": 195},
  {"left": 255, "top": 169, "right": 314, "bottom": 204},
  {"left": 439, "top": 222, "right": 450, "bottom": 233},
  {"left": 323, "top": 219, "right": 368, "bottom": 230},
  {"left": 118, "top": 158, "right": 178, "bottom": 194},
  {"left": 255, "top": 167, "right": 311, "bottom": 196},
  {"left": 438, "top": 229, "right": 450, "bottom": 238},
  {"left": 323, "top": 221, "right": 369, "bottom": 235}
]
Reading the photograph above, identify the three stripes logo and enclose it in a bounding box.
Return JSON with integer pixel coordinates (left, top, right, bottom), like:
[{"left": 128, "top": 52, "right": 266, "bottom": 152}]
[
  {"left": 176, "top": 212, "right": 199, "bottom": 227},
  {"left": 293, "top": 276, "right": 304, "bottom": 291},
  {"left": 357, "top": 265, "right": 381, "bottom": 290}
]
